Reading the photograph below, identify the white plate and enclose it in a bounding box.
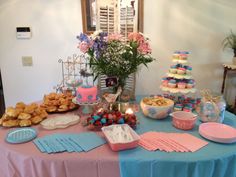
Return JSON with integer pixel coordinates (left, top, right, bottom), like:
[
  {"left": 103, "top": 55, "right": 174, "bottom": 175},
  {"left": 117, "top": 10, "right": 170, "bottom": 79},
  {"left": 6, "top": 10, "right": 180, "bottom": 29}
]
[
  {"left": 41, "top": 115, "right": 80, "bottom": 130},
  {"left": 199, "top": 122, "right": 236, "bottom": 143}
]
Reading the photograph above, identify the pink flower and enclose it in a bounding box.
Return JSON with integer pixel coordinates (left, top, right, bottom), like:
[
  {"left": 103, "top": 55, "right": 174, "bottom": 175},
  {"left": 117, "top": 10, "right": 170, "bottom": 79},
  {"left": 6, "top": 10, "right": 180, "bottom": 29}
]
[
  {"left": 138, "top": 42, "right": 152, "bottom": 54},
  {"left": 78, "top": 41, "right": 90, "bottom": 53},
  {"left": 107, "top": 33, "right": 123, "bottom": 41},
  {"left": 128, "top": 32, "right": 144, "bottom": 43}
]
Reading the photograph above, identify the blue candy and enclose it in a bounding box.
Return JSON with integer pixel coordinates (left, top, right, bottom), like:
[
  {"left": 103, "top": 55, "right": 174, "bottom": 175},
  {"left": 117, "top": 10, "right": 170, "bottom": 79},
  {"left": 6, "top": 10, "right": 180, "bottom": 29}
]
[
  {"left": 118, "top": 118, "right": 125, "bottom": 124},
  {"left": 92, "top": 115, "right": 101, "bottom": 121},
  {"left": 89, "top": 119, "right": 95, "bottom": 124},
  {"left": 101, "top": 118, "right": 107, "bottom": 124}
]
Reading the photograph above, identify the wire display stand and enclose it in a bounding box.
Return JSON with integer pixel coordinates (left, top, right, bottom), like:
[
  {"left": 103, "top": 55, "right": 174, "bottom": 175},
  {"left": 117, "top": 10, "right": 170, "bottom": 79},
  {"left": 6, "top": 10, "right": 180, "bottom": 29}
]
[{"left": 55, "top": 54, "right": 95, "bottom": 95}]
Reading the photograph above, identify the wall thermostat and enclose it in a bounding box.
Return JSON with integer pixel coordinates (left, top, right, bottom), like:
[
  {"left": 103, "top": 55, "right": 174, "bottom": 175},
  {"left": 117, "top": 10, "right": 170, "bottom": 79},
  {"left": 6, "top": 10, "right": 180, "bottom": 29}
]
[{"left": 16, "top": 27, "right": 31, "bottom": 39}]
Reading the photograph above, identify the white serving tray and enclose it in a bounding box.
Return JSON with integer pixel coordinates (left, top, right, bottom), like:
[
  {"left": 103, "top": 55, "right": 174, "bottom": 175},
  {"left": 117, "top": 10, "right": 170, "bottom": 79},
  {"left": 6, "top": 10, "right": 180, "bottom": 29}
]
[{"left": 40, "top": 115, "right": 80, "bottom": 130}]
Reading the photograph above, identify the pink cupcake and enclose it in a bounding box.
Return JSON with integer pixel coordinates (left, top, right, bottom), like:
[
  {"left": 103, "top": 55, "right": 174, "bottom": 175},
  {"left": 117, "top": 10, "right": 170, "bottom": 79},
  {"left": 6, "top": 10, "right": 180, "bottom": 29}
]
[
  {"left": 162, "top": 80, "right": 169, "bottom": 87},
  {"left": 177, "top": 67, "right": 186, "bottom": 75},
  {"left": 186, "top": 80, "right": 195, "bottom": 88},
  {"left": 169, "top": 65, "right": 178, "bottom": 74},
  {"left": 177, "top": 82, "right": 186, "bottom": 89},
  {"left": 179, "top": 54, "right": 188, "bottom": 60},
  {"left": 168, "top": 79, "right": 177, "bottom": 88}
]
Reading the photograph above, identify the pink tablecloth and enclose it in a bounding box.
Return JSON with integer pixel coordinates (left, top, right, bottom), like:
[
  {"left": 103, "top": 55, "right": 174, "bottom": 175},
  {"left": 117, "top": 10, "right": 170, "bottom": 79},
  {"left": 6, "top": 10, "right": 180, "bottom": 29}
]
[{"left": 0, "top": 111, "right": 120, "bottom": 177}]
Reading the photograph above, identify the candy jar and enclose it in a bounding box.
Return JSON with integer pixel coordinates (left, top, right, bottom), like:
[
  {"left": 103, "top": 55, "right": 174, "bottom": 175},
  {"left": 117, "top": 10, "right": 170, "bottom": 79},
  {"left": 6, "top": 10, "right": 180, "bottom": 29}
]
[{"left": 198, "top": 90, "right": 226, "bottom": 123}]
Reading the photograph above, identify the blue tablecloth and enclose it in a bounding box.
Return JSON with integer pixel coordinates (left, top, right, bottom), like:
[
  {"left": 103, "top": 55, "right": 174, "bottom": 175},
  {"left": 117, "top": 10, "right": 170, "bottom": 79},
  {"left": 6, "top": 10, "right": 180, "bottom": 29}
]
[{"left": 119, "top": 97, "right": 236, "bottom": 177}]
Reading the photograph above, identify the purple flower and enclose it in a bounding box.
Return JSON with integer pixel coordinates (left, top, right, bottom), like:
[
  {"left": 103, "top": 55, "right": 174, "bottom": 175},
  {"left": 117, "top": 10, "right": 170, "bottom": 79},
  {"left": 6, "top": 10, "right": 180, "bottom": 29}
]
[{"left": 77, "top": 33, "right": 90, "bottom": 43}]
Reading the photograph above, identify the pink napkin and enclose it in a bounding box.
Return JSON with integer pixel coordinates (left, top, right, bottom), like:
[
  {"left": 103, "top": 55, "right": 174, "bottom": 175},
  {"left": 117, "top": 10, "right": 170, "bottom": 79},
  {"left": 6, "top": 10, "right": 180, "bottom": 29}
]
[{"left": 138, "top": 132, "right": 208, "bottom": 152}]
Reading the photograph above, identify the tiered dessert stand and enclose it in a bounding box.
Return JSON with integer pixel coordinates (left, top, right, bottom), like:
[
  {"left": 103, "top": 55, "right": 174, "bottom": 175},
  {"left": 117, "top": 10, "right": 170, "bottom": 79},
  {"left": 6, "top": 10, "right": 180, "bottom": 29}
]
[{"left": 160, "top": 51, "right": 196, "bottom": 95}]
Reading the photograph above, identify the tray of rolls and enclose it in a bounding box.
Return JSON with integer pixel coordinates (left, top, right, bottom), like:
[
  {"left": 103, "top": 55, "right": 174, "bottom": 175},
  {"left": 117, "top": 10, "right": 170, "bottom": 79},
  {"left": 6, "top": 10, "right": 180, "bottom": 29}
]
[
  {"left": 40, "top": 92, "right": 78, "bottom": 113},
  {"left": 0, "top": 102, "right": 48, "bottom": 128}
]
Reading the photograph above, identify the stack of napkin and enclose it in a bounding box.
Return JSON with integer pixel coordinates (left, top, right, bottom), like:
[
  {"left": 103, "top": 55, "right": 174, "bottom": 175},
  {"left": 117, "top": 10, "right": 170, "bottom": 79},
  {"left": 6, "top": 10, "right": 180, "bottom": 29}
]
[
  {"left": 139, "top": 132, "right": 208, "bottom": 152},
  {"left": 33, "top": 132, "right": 106, "bottom": 153}
]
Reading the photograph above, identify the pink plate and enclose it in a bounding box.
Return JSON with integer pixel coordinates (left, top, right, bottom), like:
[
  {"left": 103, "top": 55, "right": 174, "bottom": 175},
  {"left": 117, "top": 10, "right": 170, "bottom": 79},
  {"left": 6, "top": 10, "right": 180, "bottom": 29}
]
[{"left": 199, "top": 122, "right": 236, "bottom": 143}]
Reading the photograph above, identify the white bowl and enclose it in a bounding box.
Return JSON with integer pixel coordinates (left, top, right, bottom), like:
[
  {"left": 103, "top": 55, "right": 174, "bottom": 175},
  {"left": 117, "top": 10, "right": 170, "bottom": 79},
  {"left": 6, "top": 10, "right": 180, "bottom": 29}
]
[{"left": 140, "top": 97, "right": 174, "bottom": 119}]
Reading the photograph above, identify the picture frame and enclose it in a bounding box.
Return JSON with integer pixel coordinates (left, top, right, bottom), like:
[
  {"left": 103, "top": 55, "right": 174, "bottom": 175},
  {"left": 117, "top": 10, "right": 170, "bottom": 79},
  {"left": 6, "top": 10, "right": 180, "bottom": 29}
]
[
  {"left": 81, "top": 0, "right": 144, "bottom": 34},
  {"left": 81, "top": 0, "right": 96, "bottom": 34}
]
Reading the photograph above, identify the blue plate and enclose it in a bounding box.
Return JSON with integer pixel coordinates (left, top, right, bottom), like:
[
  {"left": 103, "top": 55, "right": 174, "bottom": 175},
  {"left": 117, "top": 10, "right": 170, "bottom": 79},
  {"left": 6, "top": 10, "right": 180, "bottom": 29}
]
[{"left": 6, "top": 128, "right": 37, "bottom": 144}]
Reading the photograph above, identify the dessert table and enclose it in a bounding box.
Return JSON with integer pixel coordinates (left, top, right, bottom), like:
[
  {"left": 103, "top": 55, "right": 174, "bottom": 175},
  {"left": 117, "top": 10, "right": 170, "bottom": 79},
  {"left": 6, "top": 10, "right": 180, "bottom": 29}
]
[{"left": 0, "top": 96, "right": 236, "bottom": 177}]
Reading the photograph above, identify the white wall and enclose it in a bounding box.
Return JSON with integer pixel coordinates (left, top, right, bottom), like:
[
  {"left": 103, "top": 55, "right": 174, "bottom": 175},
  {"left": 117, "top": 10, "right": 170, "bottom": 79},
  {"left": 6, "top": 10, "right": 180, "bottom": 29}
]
[
  {"left": 136, "top": 0, "right": 236, "bottom": 105},
  {"left": 0, "top": 0, "right": 82, "bottom": 106},
  {"left": 0, "top": 0, "right": 236, "bottom": 107}
]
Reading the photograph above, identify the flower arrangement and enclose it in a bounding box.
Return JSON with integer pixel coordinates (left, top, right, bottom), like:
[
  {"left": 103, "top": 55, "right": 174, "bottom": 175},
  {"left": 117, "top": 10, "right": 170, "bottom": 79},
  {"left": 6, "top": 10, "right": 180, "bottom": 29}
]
[{"left": 77, "top": 30, "right": 155, "bottom": 90}]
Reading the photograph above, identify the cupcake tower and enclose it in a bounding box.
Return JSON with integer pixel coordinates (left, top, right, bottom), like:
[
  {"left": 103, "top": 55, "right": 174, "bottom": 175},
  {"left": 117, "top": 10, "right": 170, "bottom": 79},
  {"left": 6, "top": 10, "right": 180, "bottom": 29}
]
[{"left": 160, "top": 51, "right": 196, "bottom": 94}]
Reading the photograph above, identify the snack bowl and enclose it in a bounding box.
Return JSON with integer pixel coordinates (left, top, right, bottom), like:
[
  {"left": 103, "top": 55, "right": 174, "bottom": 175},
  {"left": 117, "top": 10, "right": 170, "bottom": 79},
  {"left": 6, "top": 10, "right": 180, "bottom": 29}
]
[
  {"left": 140, "top": 97, "right": 174, "bottom": 119},
  {"left": 101, "top": 124, "right": 140, "bottom": 151},
  {"left": 170, "top": 111, "right": 197, "bottom": 130},
  {"left": 66, "top": 79, "right": 82, "bottom": 87}
]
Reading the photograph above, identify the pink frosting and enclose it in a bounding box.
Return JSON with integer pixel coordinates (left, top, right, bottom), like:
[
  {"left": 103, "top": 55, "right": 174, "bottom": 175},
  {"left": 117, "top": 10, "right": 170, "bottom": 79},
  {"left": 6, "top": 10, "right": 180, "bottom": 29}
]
[{"left": 76, "top": 86, "right": 98, "bottom": 102}]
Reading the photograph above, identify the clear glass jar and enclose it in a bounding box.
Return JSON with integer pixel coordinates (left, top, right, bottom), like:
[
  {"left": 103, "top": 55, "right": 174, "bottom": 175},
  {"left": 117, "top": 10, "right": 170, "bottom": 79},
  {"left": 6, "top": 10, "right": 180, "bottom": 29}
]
[{"left": 198, "top": 94, "right": 226, "bottom": 123}]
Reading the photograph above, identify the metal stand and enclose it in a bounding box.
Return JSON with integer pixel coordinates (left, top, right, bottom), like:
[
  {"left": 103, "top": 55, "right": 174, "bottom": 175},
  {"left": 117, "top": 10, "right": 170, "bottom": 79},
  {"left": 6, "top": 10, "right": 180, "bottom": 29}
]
[{"left": 72, "top": 98, "right": 101, "bottom": 115}]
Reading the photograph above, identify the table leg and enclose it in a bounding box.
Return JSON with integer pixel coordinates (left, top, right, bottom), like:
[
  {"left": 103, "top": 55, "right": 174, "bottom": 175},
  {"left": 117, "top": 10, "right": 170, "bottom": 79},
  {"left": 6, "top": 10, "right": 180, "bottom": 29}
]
[{"left": 221, "top": 67, "right": 228, "bottom": 94}]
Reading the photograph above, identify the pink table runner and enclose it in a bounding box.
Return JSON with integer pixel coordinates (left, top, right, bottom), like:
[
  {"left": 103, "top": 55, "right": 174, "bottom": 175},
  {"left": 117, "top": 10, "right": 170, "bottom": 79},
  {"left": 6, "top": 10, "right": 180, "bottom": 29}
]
[{"left": 0, "top": 111, "right": 120, "bottom": 177}]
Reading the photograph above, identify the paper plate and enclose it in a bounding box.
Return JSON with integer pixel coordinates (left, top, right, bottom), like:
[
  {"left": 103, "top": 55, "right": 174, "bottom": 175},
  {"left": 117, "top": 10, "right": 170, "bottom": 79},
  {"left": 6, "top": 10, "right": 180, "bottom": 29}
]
[
  {"left": 199, "top": 122, "right": 236, "bottom": 143},
  {"left": 6, "top": 128, "right": 37, "bottom": 144}
]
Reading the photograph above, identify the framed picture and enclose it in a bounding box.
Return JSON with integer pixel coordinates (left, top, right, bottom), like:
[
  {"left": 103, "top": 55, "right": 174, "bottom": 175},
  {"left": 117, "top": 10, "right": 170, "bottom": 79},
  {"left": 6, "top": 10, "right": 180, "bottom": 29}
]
[
  {"left": 81, "top": 0, "right": 96, "bottom": 34},
  {"left": 81, "top": 0, "right": 143, "bottom": 34}
]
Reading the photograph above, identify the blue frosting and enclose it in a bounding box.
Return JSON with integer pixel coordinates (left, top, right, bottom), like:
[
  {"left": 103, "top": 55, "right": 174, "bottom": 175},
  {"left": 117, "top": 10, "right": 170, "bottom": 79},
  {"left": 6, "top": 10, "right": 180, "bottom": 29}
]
[
  {"left": 81, "top": 85, "right": 93, "bottom": 88},
  {"left": 169, "top": 79, "right": 176, "bottom": 84},
  {"left": 87, "top": 95, "right": 93, "bottom": 100},
  {"left": 77, "top": 94, "right": 82, "bottom": 99}
]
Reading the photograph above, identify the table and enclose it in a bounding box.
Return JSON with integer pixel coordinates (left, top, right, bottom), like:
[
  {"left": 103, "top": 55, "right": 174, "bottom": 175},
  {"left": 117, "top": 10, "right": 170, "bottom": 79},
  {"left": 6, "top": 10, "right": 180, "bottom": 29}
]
[
  {"left": 0, "top": 98, "right": 236, "bottom": 177},
  {"left": 0, "top": 111, "right": 120, "bottom": 177}
]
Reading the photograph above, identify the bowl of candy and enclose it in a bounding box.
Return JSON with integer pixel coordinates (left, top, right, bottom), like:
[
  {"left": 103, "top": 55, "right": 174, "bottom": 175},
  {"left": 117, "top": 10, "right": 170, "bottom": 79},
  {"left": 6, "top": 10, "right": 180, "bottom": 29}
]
[
  {"left": 140, "top": 96, "right": 174, "bottom": 119},
  {"left": 101, "top": 124, "right": 140, "bottom": 151},
  {"left": 170, "top": 111, "right": 197, "bottom": 130},
  {"left": 66, "top": 79, "right": 82, "bottom": 87},
  {"left": 85, "top": 109, "right": 137, "bottom": 130}
]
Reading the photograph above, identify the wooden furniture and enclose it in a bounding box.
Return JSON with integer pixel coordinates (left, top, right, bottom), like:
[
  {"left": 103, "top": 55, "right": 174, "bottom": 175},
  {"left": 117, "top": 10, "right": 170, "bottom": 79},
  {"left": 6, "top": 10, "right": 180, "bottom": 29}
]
[
  {"left": 221, "top": 64, "right": 236, "bottom": 111},
  {"left": 0, "top": 70, "right": 5, "bottom": 117}
]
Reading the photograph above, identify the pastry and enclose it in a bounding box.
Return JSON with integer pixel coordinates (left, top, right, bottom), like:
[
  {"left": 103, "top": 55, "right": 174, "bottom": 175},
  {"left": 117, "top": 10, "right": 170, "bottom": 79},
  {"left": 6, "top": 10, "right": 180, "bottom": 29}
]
[
  {"left": 19, "top": 119, "right": 32, "bottom": 127},
  {"left": 46, "top": 106, "right": 57, "bottom": 113},
  {"left": 31, "top": 116, "right": 43, "bottom": 124},
  {"left": 1, "top": 101, "right": 47, "bottom": 128},
  {"left": 41, "top": 92, "right": 77, "bottom": 113},
  {"left": 58, "top": 105, "right": 68, "bottom": 112},
  {"left": 24, "top": 105, "right": 35, "bottom": 114},
  {"left": 2, "top": 119, "right": 19, "bottom": 127},
  {"left": 169, "top": 65, "right": 177, "bottom": 74},
  {"left": 6, "top": 107, "right": 20, "bottom": 118},
  {"left": 16, "top": 102, "right": 26, "bottom": 109},
  {"left": 186, "top": 66, "right": 192, "bottom": 75},
  {"left": 18, "top": 113, "right": 31, "bottom": 120},
  {"left": 69, "top": 103, "right": 76, "bottom": 110},
  {"left": 187, "top": 80, "right": 195, "bottom": 88},
  {"left": 168, "top": 79, "right": 177, "bottom": 88},
  {"left": 177, "top": 67, "right": 186, "bottom": 75},
  {"left": 39, "top": 111, "right": 48, "bottom": 119},
  {"left": 177, "top": 82, "right": 186, "bottom": 89}
]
